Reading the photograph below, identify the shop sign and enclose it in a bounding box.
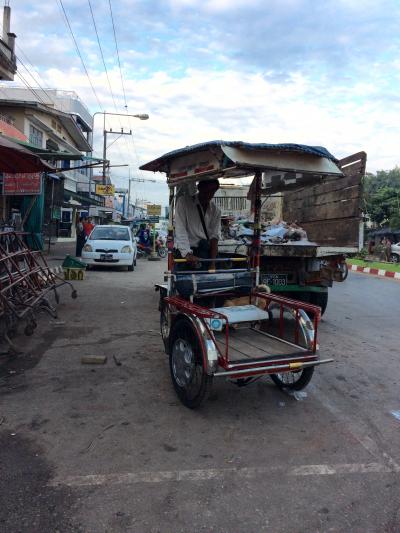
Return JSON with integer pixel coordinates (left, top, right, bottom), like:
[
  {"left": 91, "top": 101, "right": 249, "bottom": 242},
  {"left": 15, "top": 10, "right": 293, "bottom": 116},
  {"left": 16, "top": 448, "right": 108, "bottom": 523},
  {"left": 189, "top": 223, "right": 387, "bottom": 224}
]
[
  {"left": 96, "top": 184, "right": 115, "bottom": 195},
  {"left": 147, "top": 204, "right": 162, "bottom": 216},
  {"left": 2, "top": 172, "right": 42, "bottom": 195}
]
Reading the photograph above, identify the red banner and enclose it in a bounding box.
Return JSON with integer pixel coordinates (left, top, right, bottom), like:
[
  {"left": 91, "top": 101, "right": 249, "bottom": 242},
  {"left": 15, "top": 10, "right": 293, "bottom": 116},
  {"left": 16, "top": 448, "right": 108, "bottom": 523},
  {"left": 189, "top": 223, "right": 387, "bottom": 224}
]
[{"left": 2, "top": 172, "right": 42, "bottom": 195}]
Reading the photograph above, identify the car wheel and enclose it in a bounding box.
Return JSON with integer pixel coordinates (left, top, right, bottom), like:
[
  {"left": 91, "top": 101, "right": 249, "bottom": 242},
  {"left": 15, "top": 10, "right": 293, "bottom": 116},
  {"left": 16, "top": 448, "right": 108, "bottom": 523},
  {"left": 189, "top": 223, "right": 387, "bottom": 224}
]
[
  {"left": 128, "top": 261, "right": 134, "bottom": 271},
  {"left": 390, "top": 253, "right": 400, "bottom": 263}
]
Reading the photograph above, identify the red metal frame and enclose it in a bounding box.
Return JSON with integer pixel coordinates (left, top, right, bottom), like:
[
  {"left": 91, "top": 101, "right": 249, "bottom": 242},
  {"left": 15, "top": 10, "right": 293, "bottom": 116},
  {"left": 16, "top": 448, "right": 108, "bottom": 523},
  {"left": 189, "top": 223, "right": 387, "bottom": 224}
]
[{"left": 165, "top": 291, "right": 320, "bottom": 378}]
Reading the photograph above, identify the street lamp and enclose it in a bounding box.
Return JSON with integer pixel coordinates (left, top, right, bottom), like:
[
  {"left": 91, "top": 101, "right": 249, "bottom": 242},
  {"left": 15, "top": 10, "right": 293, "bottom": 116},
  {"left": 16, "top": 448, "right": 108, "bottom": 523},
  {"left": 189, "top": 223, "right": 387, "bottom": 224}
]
[{"left": 91, "top": 111, "right": 149, "bottom": 187}]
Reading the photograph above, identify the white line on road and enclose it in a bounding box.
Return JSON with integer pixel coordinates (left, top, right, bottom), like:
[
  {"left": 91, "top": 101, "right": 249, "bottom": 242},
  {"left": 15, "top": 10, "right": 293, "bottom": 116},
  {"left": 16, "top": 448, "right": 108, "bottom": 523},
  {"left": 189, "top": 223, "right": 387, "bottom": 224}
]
[{"left": 49, "top": 462, "right": 397, "bottom": 488}]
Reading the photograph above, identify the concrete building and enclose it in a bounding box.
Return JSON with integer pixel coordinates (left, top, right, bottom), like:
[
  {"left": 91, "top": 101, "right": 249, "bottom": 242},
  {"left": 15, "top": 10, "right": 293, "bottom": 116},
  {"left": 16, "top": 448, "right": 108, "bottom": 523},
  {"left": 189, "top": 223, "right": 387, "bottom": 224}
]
[
  {"left": 0, "top": 88, "right": 100, "bottom": 240},
  {"left": 0, "top": 5, "right": 17, "bottom": 81}
]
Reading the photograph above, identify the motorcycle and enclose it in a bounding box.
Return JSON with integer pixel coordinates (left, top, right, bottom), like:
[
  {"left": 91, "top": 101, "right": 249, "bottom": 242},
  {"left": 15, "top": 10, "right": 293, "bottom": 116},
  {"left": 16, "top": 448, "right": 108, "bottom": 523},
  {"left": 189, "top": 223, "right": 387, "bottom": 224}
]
[{"left": 136, "top": 236, "right": 167, "bottom": 258}]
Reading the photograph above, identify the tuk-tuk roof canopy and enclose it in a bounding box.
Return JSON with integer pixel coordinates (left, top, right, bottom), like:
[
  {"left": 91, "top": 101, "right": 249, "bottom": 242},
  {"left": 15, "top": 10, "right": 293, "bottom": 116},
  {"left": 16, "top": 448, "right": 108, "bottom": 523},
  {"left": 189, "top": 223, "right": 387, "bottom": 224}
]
[{"left": 139, "top": 140, "right": 342, "bottom": 189}]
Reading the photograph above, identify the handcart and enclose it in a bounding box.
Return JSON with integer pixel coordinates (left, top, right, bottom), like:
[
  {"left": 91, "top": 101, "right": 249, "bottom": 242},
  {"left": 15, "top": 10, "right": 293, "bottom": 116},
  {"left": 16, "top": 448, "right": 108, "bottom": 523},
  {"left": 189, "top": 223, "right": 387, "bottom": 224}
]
[
  {"left": 0, "top": 231, "right": 77, "bottom": 353},
  {"left": 140, "top": 141, "right": 338, "bottom": 408}
]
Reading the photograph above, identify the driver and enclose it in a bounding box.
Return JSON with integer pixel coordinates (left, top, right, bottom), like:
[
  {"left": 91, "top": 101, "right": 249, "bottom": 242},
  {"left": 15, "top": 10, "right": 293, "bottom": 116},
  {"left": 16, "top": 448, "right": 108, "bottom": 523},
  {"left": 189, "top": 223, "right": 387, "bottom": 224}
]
[{"left": 174, "top": 179, "right": 221, "bottom": 266}]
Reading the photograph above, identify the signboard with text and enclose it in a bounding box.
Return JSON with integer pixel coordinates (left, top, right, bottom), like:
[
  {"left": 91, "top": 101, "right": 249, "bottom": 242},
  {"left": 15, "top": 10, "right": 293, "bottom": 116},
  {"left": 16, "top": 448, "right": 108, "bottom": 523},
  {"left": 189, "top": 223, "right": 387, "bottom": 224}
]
[
  {"left": 2, "top": 172, "right": 42, "bottom": 195},
  {"left": 95, "top": 184, "right": 115, "bottom": 196},
  {"left": 147, "top": 204, "right": 162, "bottom": 216}
]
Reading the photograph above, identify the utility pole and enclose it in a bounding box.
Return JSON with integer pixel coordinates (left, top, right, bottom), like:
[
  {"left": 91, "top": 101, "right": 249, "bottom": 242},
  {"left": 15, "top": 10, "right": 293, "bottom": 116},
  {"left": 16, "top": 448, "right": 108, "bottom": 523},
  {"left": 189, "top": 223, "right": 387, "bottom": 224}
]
[
  {"left": 91, "top": 111, "right": 149, "bottom": 186},
  {"left": 126, "top": 175, "right": 156, "bottom": 218},
  {"left": 102, "top": 128, "right": 133, "bottom": 184}
]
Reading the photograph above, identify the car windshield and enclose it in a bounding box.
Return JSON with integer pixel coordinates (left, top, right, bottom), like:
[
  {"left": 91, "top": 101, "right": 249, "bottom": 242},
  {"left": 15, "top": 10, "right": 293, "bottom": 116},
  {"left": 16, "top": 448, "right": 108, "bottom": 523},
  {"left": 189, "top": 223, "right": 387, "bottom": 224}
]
[{"left": 90, "top": 227, "right": 130, "bottom": 241}]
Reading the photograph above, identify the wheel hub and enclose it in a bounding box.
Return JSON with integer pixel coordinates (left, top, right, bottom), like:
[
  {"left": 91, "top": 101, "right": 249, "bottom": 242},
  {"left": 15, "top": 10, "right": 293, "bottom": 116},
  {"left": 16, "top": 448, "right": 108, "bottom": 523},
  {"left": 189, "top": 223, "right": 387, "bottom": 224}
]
[{"left": 172, "top": 338, "right": 195, "bottom": 387}]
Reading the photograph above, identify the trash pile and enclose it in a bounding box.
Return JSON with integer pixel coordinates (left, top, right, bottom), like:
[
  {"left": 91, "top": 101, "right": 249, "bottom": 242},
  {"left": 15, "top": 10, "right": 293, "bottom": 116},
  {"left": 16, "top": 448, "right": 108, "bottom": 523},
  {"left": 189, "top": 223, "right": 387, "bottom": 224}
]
[
  {"left": 0, "top": 231, "right": 77, "bottom": 354},
  {"left": 225, "top": 219, "right": 316, "bottom": 246}
]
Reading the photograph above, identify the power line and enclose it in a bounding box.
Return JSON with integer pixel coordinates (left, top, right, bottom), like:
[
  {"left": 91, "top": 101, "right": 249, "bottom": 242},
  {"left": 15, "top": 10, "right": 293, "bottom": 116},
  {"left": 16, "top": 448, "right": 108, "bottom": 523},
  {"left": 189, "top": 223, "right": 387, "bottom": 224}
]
[
  {"left": 108, "top": 0, "right": 128, "bottom": 111},
  {"left": 16, "top": 55, "right": 56, "bottom": 106},
  {"left": 107, "top": 0, "right": 142, "bottom": 175},
  {"left": 57, "top": 0, "right": 103, "bottom": 111},
  {"left": 15, "top": 70, "right": 49, "bottom": 105},
  {"left": 87, "top": 0, "right": 120, "bottom": 116}
]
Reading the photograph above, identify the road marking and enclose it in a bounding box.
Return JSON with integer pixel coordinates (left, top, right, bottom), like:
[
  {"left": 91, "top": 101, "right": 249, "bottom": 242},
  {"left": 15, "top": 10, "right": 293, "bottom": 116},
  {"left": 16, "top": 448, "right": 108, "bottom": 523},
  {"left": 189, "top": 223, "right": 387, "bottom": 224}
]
[{"left": 49, "top": 462, "right": 397, "bottom": 488}]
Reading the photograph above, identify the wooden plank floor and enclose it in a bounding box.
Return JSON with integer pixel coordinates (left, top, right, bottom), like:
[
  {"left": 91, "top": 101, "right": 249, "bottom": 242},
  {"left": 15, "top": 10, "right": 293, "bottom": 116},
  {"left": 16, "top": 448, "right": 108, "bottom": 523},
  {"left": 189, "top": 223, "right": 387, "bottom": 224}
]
[{"left": 214, "top": 328, "right": 302, "bottom": 361}]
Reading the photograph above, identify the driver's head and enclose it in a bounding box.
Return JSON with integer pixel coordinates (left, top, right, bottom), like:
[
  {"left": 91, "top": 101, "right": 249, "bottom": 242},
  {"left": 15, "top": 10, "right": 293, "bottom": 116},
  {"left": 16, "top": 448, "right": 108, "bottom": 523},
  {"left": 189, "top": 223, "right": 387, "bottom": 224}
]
[{"left": 197, "top": 179, "right": 220, "bottom": 203}]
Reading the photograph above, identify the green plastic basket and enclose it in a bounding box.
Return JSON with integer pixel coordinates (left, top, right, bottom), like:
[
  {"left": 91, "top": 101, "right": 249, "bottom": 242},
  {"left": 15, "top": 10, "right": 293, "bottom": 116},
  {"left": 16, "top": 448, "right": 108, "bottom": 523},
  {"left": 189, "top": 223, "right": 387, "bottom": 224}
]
[{"left": 62, "top": 255, "right": 87, "bottom": 269}]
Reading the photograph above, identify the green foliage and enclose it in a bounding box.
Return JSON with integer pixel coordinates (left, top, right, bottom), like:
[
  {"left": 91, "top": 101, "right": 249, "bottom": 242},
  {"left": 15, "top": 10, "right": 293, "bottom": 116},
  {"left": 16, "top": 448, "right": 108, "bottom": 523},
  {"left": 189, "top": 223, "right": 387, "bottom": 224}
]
[
  {"left": 363, "top": 167, "right": 400, "bottom": 226},
  {"left": 355, "top": 247, "right": 368, "bottom": 259}
]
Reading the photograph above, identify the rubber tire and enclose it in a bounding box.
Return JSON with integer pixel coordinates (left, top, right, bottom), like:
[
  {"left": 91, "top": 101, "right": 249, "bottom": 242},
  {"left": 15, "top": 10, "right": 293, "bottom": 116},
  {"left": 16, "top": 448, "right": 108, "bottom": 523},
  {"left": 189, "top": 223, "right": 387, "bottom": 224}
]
[
  {"left": 270, "top": 366, "right": 314, "bottom": 390},
  {"left": 160, "top": 305, "right": 169, "bottom": 353},
  {"left": 309, "top": 291, "right": 328, "bottom": 316},
  {"left": 157, "top": 247, "right": 167, "bottom": 258},
  {"left": 390, "top": 253, "right": 400, "bottom": 263},
  {"left": 169, "top": 318, "right": 213, "bottom": 409},
  {"left": 338, "top": 262, "right": 348, "bottom": 281},
  {"left": 128, "top": 262, "right": 134, "bottom": 271},
  {"left": 134, "top": 258, "right": 137, "bottom": 266}
]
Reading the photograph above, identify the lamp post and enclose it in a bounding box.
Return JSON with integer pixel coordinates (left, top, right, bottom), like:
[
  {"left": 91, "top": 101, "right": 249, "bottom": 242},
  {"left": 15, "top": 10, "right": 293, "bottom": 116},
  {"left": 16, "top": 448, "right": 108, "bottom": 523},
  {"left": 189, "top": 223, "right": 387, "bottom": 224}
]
[{"left": 90, "top": 111, "right": 149, "bottom": 191}]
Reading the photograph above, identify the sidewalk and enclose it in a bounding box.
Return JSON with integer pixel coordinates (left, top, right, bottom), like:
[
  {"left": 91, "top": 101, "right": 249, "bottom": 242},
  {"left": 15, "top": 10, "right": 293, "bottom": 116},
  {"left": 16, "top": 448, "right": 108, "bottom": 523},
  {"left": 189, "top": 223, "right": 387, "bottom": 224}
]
[{"left": 42, "top": 240, "right": 77, "bottom": 273}]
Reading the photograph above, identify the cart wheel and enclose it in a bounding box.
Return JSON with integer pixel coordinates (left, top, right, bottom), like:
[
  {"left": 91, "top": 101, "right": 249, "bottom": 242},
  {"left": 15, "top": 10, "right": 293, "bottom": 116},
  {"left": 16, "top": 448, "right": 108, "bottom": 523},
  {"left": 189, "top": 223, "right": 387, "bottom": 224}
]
[
  {"left": 169, "top": 318, "right": 213, "bottom": 409},
  {"left": 270, "top": 366, "right": 314, "bottom": 391}
]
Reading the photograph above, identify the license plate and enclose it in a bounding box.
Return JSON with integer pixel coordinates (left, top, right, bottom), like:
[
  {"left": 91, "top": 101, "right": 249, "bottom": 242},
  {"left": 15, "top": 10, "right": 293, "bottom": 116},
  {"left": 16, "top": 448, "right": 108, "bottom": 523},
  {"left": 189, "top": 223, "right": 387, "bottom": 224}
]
[
  {"left": 100, "top": 253, "right": 113, "bottom": 261},
  {"left": 263, "top": 274, "right": 288, "bottom": 287}
]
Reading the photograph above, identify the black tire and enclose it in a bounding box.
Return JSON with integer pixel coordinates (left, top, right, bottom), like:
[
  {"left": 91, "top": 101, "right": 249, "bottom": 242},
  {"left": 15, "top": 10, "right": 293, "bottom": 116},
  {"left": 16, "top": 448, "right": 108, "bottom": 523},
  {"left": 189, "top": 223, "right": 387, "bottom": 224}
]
[
  {"left": 134, "top": 258, "right": 137, "bottom": 266},
  {"left": 160, "top": 305, "right": 169, "bottom": 353},
  {"left": 128, "top": 261, "right": 134, "bottom": 271},
  {"left": 337, "top": 261, "right": 348, "bottom": 281},
  {"left": 390, "top": 253, "right": 400, "bottom": 263},
  {"left": 157, "top": 247, "right": 167, "bottom": 258},
  {"left": 270, "top": 366, "right": 314, "bottom": 390},
  {"left": 169, "top": 318, "right": 213, "bottom": 409},
  {"left": 309, "top": 291, "right": 328, "bottom": 316}
]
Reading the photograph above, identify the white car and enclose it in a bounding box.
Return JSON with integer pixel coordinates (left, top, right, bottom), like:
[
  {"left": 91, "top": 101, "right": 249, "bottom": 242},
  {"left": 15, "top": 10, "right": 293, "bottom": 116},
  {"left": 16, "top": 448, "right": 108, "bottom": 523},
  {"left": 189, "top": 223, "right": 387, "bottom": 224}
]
[
  {"left": 391, "top": 242, "right": 400, "bottom": 263},
  {"left": 82, "top": 225, "right": 137, "bottom": 271}
]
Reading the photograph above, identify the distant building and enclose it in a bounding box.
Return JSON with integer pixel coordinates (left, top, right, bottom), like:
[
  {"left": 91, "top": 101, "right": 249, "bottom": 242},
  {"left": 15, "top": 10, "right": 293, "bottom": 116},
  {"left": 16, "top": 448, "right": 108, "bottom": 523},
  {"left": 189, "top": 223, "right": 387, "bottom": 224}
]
[{"left": 214, "top": 184, "right": 250, "bottom": 218}]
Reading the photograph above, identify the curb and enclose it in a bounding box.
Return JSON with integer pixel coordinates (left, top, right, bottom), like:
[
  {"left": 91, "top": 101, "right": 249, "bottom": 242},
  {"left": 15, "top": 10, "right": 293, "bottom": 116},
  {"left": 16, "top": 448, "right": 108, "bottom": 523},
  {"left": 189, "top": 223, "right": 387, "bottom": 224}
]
[{"left": 350, "top": 264, "right": 400, "bottom": 280}]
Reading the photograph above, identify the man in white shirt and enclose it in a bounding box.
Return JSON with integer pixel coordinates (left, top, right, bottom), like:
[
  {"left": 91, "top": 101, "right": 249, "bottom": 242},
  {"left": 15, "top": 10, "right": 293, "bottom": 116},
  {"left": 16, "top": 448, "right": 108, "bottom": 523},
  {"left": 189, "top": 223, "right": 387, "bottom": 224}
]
[{"left": 174, "top": 179, "right": 221, "bottom": 267}]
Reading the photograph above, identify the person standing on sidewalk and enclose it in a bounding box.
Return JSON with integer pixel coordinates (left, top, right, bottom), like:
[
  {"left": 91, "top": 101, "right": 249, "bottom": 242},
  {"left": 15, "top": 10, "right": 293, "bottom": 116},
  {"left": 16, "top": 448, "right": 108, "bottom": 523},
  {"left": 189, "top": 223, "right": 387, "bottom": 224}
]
[
  {"left": 75, "top": 217, "right": 86, "bottom": 257},
  {"left": 83, "top": 217, "right": 95, "bottom": 238},
  {"left": 384, "top": 237, "right": 392, "bottom": 262}
]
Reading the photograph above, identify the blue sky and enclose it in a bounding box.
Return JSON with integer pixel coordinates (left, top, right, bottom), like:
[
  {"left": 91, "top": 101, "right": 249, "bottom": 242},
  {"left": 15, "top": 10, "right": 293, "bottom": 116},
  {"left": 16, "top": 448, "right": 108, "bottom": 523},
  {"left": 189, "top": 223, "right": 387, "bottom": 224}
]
[{"left": 3, "top": 0, "right": 400, "bottom": 204}]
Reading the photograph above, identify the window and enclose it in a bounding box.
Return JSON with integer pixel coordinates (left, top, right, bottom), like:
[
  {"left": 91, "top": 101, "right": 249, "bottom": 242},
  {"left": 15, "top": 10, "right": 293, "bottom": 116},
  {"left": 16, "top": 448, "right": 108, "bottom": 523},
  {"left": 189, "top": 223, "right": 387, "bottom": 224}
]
[{"left": 29, "top": 124, "right": 43, "bottom": 147}]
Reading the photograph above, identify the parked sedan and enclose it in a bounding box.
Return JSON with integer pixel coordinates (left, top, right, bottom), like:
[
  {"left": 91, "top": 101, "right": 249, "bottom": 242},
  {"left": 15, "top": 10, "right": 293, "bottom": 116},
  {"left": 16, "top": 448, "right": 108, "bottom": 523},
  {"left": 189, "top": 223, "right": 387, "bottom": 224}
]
[{"left": 82, "top": 225, "right": 137, "bottom": 271}]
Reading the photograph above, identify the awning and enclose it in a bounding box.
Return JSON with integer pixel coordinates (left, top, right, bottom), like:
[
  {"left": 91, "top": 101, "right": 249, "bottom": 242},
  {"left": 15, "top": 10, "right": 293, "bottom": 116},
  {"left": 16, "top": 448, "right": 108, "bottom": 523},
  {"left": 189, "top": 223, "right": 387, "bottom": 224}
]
[
  {"left": 0, "top": 135, "right": 54, "bottom": 173},
  {"left": 64, "top": 189, "right": 104, "bottom": 207}
]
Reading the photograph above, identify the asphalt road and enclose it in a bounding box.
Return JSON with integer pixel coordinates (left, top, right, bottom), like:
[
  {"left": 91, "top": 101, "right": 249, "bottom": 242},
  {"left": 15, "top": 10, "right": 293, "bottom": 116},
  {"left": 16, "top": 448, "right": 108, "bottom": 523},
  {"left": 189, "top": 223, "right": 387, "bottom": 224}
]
[{"left": 0, "top": 260, "right": 399, "bottom": 533}]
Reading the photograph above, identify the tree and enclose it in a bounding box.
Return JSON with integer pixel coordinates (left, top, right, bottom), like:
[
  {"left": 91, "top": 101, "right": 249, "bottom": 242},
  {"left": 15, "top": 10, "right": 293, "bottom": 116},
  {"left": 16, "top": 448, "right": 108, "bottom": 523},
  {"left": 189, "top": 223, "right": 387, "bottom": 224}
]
[{"left": 363, "top": 167, "right": 400, "bottom": 229}]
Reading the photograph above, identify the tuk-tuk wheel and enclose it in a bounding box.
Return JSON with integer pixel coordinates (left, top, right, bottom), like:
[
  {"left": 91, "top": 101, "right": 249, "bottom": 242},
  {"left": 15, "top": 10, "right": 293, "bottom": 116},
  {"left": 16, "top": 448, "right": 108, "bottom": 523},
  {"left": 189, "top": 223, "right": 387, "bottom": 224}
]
[
  {"left": 160, "top": 305, "right": 169, "bottom": 353},
  {"left": 169, "top": 318, "right": 213, "bottom": 409},
  {"left": 270, "top": 366, "right": 314, "bottom": 391}
]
